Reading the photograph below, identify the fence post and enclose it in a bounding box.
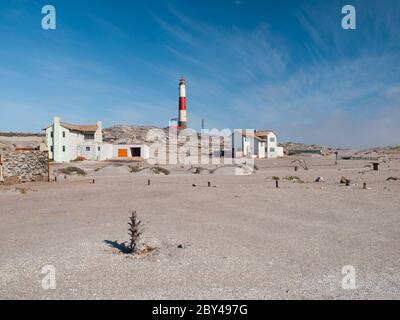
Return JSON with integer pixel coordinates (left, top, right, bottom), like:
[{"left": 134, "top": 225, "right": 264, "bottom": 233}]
[
  {"left": 47, "top": 158, "right": 51, "bottom": 182},
  {"left": 0, "top": 154, "right": 4, "bottom": 184}
]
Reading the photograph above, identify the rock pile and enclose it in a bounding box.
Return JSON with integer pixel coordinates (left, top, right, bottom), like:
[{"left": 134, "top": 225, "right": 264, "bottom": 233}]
[{"left": 1, "top": 150, "right": 48, "bottom": 184}]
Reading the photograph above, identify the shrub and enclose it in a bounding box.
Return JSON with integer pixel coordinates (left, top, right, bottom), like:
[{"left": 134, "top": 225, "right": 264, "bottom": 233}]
[
  {"left": 283, "top": 175, "right": 305, "bottom": 183},
  {"left": 58, "top": 167, "right": 87, "bottom": 176},
  {"left": 129, "top": 165, "right": 142, "bottom": 173},
  {"left": 127, "top": 211, "right": 143, "bottom": 254},
  {"left": 291, "top": 159, "right": 309, "bottom": 170},
  {"left": 152, "top": 166, "right": 170, "bottom": 175}
]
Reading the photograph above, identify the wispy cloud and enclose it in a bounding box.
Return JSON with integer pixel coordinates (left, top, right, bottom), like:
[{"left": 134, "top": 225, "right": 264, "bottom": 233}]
[{"left": 89, "top": 15, "right": 129, "bottom": 38}]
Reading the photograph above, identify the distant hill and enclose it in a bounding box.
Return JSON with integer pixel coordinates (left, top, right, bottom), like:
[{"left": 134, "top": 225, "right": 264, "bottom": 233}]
[
  {"left": 279, "top": 141, "right": 329, "bottom": 154},
  {"left": 0, "top": 133, "right": 46, "bottom": 151},
  {"left": 355, "top": 145, "right": 400, "bottom": 156},
  {"left": 0, "top": 132, "right": 44, "bottom": 137}
]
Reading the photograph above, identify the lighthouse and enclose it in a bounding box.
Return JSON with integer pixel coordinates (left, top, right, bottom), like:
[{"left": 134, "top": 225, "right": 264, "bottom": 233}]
[{"left": 178, "top": 77, "right": 187, "bottom": 129}]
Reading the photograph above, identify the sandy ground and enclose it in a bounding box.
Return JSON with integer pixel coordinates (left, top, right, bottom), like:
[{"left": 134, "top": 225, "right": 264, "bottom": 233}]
[{"left": 1, "top": 155, "right": 400, "bottom": 300}]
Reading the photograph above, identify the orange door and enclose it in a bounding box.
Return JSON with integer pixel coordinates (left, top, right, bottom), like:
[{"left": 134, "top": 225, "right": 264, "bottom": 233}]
[{"left": 118, "top": 149, "right": 128, "bottom": 157}]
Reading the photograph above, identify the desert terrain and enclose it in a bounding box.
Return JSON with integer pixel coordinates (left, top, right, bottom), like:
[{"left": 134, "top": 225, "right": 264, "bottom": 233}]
[{"left": 1, "top": 154, "right": 400, "bottom": 299}]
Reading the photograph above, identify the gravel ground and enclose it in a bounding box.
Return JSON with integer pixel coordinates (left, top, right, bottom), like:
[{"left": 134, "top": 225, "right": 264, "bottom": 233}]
[{"left": 1, "top": 156, "right": 400, "bottom": 299}]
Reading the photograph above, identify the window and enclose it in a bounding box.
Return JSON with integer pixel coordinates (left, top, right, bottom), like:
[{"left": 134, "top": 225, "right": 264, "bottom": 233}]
[
  {"left": 62, "top": 131, "right": 66, "bottom": 138},
  {"left": 86, "top": 147, "right": 91, "bottom": 151},
  {"left": 50, "top": 131, "right": 53, "bottom": 138},
  {"left": 62, "top": 146, "right": 65, "bottom": 152},
  {"left": 270, "top": 137, "right": 275, "bottom": 143},
  {"left": 84, "top": 133, "right": 95, "bottom": 140},
  {"left": 98, "top": 147, "right": 101, "bottom": 151},
  {"left": 50, "top": 146, "right": 54, "bottom": 152},
  {"left": 270, "top": 147, "right": 275, "bottom": 153}
]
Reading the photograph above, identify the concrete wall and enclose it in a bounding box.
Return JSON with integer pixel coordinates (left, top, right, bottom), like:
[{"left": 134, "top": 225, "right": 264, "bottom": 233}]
[
  {"left": 99, "top": 143, "right": 114, "bottom": 160},
  {"left": 0, "top": 150, "right": 48, "bottom": 184},
  {"left": 79, "top": 142, "right": 101, "bottom": 160},
  {"left": 276, "top": 147, "right": 284, "bottom": 157}
]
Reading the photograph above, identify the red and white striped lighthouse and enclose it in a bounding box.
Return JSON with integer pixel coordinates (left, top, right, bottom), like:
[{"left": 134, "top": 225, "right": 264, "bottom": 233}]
[{"left": 178, "top": 77, "right": 187, "bottom": 129}]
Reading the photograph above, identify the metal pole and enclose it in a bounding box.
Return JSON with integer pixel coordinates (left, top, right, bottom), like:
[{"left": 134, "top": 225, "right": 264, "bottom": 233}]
[
  {"left": 0, "top": 154, "right": 4, "bottom": 184},
  {"left": 47, "top": 158, "right": 51, "bottom": 182}
]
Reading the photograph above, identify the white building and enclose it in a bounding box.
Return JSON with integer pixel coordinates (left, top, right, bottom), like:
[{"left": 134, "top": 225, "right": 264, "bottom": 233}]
[
  {"left": 44, "top": 116, "right": 103, "bottom": 163},
  {"left": 254, "top": 131, "right": 284, "bottom": 158},
  {"left": 231, "top": 129, "right": 283, "bottom": 159},
  {"left": 44, "top": 117, "right": 150, "bottom": 163},
  {"left": 111, "top": 144, "right": 150, "bottom": 159}
]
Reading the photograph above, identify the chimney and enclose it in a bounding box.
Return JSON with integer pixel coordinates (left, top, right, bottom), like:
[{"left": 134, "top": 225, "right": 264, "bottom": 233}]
[{"left": 54, "top": 116, "right": 61, "bottom": 125}]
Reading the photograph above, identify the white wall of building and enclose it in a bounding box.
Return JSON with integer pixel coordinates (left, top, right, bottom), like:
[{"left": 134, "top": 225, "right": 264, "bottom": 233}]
[
  {"left": 45, "top": 116, "right": 103, "bottom": 163},
  {"left": 258, "top": 141, "right": 266, "bottom": 158},
  {"left": 112, "top": 144, "right": 150, "bottom": 159},
  {"left": 99, "top": 143, "right": 114, "bottom": 160},
  {"left": 232, "top": 130, "right": 283, "bottom": 159},
  {"left": 79, "top": 141, "right": 103, "bottom": 160},
  {"left": 264, "top": 132, "right": 283, "bottom": 158}
]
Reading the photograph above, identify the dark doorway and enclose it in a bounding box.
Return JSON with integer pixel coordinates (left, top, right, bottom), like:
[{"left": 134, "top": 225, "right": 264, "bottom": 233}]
[{"left": 131, "top": 147, "right": 141, "bottom": 157}]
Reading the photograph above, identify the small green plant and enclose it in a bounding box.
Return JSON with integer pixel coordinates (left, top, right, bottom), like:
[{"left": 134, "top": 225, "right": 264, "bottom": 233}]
[
  {"left": 283, "top": 175, "right": 298, "bottom": 181},
  {"left": 127, "top": 211, "right": 143, "bottom": 254},
  {"left": 283, "top": 176, "right": 305, "bottom": 183},
  {"left": 272, "top": 176, "right": 280, "bottom": 181}
]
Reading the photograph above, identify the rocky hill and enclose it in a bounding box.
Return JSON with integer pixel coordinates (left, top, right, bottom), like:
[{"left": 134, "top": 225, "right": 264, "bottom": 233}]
[
  {"left": 355, "top": 145, "right": 400, "bottom": 156},
  {"left": 0, "top": 133, "right": 46, "bottom": 151},
  {"left": 0, "top": 132, "right": 44, "bottom": 137},
  {"left": 278, "top": 141, "right": 327, "bottom": 151},
  {"left": 103, "top": 125, "right": 162, "bottom": 144}
]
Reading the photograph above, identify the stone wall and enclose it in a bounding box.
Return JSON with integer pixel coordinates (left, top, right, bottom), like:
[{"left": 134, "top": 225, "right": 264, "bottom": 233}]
[{"left": 0, "top": 150, "right": 48, "bottom": 184}]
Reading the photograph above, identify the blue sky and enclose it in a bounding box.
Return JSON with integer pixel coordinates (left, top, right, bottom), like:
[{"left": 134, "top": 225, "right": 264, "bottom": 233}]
[{"left": 0, "top": 0, "right": 399, "bottom": 148}]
